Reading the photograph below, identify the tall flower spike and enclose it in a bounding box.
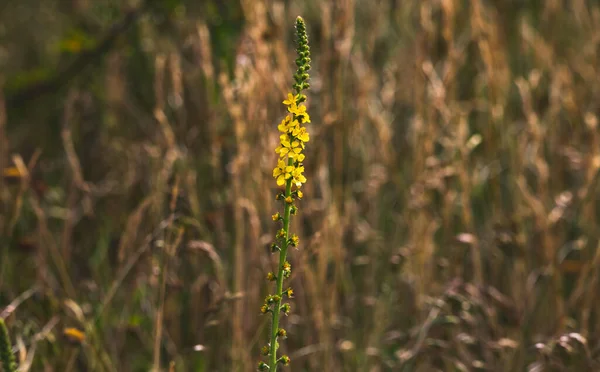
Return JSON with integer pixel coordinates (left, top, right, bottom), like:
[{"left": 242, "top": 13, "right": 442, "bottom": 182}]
[{"left": 262, "top": 16, "right": 311, "bottom": 372}]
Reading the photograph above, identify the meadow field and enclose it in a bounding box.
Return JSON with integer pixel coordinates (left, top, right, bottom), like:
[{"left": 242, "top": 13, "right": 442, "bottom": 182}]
[{"left": 1, "top": 0, "right": 600, "bottom": 371}]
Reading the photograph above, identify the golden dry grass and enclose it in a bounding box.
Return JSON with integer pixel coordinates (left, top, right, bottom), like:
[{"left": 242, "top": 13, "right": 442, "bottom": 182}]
[{"left": 1, "top": 0, "right": 600, "bottom": 371}]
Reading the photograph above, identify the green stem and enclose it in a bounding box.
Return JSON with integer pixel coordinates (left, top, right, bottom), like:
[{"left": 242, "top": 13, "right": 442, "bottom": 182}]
[
  {"left": 0, "top": 319, "right": 17, "bottom": 372},
  {"left": 269, "top": 171, "right": 293, "bottom": 371}
]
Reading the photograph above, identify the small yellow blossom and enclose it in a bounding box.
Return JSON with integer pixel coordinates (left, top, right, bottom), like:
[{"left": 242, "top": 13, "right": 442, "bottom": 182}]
[
  {"left": 292, "top": 126, "right": 309, "bottom": 142},
  {"left": 291, "top": 166, "right": 307, "bottom": 187},
  {"left": 278, "top": 115, "right": 299, "bottom": 133},
  {"left": 289, "top": 234, "right": 299, "bottom": 247},
  {"left": 276, "top": 138, "right": 303, "bottom": 160},
  {"left": 277, "top": 116, "right": 290, "bottom": 132},
  {"left": 273, "top": 160, "right": 293, "bottom": 186},
  {"left": 283, "top": 93, "right": 299, "bottom": 106},
  {"left": 63, "top": 327, "right": 85, "bottom": 344},
  {"left": 299, "top": 113, "right": 310, "bottom": 123},
  {"left": 284, "top": 287, "right": 294, "bottom": 298},
  {"left": 272, "top": 212, "right": 281, "bottom": 221},
  {"left": 290, "top": 104, "right": 307, "bottom": 117}
]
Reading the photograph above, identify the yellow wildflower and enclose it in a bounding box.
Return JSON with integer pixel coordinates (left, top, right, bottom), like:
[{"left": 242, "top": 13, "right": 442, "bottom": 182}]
[
  {"left": 63, "top": 327, "right": 85, "bottom": 344},
  {"left": 262, "top": 16, "right": 311, "bottom": 370},
  {"left": 289, "top": 103, "right": 310, "bottom": 123},
  {"left": 277, "top": 116, "right": 290, "bottom": 133},
  {"left": 299, "top": 112, "right": 310, "bottom": 123},
  {"left": 292, "top": 126, "right": 309, "bottom": 143},
  {"left": 289, "top": 234, "right": 299, "bottom": 247},
  {"left": 273, "top": 160, "right": 293, "bottom": 186},
  {"left": 290, "top": 104, "right": 307, "bottom": 117},
  {"left": 276, "top": 138, "right": 303, "bottom": 160},
  {"left": 283, "top": 93, "right": 299, "bottom": 107},
  {"left": 278, "top": 115, "right": 300, "bottom": 133},
  {"left": 284, "top": 287, "right": 294, "bottom": 298},
  {"left": 291, "top": 166, "right": 307, "bottom": 187}
]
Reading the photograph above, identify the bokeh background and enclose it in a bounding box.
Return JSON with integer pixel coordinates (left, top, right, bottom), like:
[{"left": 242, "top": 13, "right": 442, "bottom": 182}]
[{"left": 1, "top": 0, "right": 600, "bottom": 371}]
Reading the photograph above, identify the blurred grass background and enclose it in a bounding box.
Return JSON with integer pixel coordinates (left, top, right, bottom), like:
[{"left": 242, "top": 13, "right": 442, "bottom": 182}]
[{"left": 1, "top": 0, "right": 600, "bottom": 371}]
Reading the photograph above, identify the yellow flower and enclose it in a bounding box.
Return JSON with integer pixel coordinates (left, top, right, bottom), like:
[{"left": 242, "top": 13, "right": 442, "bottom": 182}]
[
  {"left": 274, "top": 136, "right": 289, "bottom": 157},
  {"left": 63, "top": 327, "right": 85, "bottom": 344},
  {"left": 283, "top": 93, "right": 299, "bottom": 107},
  {"left": 299, "top": 112, "right": 310, "bottom": 123},
  {"left": 277, "top": 116, "right": 290, "bottom": 133},
  {"left": 262, "top": 17, "right": 311, "bottom": 370},
  {"left": 289, "top": 235, "right": 299, "bottom": 247},
  {"left": 276, "top": 138, "right": 304, "bottom": 160},
  {"left": 284, "top": 287, "right": 294, "bottom": 298},
  {"left": 290, "top": 104, "right": 307, "bottom": 117},
  {"left": 278, "top": 115, "right": 299, "bottom": 133},
  {"left": 292, "top": 126, "right": 309, "bottom": 142},
  {"left": 273, "top": 160, "right": 293, "bottom": 186},
  {"left": 289, "top": 103, "right": 310, "bottom": 123},
  {"left": 291, "top": 166, "right": 307, "bottom": 187}
]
